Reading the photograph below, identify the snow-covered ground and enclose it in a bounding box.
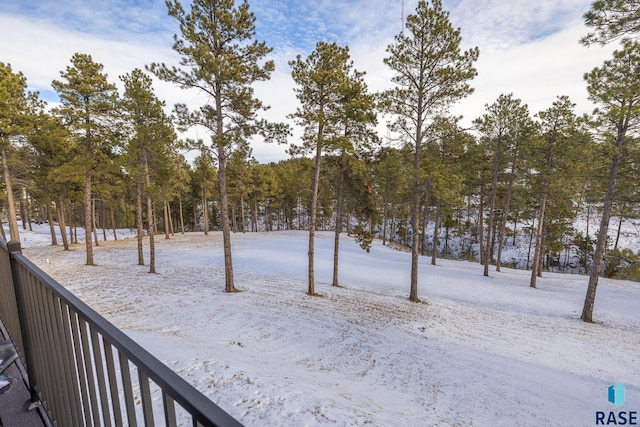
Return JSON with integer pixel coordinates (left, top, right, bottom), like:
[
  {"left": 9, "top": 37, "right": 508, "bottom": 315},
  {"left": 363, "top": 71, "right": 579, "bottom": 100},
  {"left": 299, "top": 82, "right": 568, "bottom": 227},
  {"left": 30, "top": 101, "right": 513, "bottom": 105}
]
[{"left": 9, "top": 224, "right": 640, "bottom": 426}]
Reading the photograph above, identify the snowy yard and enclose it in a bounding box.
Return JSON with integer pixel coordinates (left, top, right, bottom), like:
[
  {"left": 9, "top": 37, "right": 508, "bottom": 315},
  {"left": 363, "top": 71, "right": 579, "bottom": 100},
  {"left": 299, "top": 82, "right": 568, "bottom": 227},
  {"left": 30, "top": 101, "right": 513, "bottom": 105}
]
[{"left": 17, "top": 227, "right": 640, "bottom": 426}]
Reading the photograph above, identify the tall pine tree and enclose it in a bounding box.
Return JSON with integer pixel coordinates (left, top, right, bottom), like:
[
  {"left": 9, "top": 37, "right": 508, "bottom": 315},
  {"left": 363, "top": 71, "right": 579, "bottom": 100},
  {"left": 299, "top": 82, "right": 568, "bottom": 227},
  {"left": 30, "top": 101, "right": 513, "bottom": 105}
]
[
  {"left": 52, "top": 53, "right": 119, "bottom": 265},
  {"left": 289, "top": 42, "right": 356, "bottom": 296},
  {"left": 581, "top": 41, "right": 640, "bottom": 322},
  {"left": 149, "top": 0, "right": 284, "bottom": 292},
  {"left": 383, "top": 0, "right": 478, "bottom": 302}
]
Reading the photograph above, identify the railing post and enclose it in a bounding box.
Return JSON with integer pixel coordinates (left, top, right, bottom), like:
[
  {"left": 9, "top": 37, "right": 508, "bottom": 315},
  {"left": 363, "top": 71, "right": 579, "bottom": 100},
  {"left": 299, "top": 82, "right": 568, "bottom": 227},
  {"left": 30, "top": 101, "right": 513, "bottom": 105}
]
[{"left": 8, "top": 239, "right": 42, "bottom": 409}]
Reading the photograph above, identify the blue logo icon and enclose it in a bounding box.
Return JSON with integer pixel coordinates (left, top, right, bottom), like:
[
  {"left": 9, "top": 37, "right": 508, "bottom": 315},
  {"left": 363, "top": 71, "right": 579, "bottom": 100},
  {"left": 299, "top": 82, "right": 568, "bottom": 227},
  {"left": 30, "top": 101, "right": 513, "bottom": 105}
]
[{"left": 609, "top": 383, "right": 626, "bottom": 406}]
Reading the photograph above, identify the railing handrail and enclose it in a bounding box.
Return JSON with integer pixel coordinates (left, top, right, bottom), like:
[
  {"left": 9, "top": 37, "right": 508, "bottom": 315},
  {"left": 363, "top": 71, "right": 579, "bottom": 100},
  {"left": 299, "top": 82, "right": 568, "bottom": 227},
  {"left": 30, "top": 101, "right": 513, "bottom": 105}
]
[{"left": 0, "top": 237, "right": 243, "bottom": 427}]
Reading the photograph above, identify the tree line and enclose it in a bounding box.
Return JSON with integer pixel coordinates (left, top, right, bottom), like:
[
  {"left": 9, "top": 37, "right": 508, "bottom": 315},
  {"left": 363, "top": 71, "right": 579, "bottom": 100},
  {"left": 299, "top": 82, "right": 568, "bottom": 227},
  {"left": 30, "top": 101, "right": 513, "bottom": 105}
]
[{"left": 1, "top": 0, "right": 639, "bottom": 322}]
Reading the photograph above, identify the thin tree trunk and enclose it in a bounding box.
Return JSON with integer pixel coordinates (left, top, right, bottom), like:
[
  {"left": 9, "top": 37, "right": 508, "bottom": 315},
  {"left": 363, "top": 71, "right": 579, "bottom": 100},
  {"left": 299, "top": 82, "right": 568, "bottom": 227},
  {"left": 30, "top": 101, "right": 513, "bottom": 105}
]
[
  {"left": 382, "top": 190, "right": 389, "bottom": 246},
  {"left": 585, "top": 203, "right": 590, "bottom": 238},
  {"left": 512, "top": 211, "right": 519, "bottom": 246},
  {"left": 21, "top": 187, "right": 30, "bottom": 231},
  {"left": 240, "top": 195, "right": 246, "bottom": 233},
  {"left": 231, "top": 204, "right": 237, "bottom": 232},
  {"left": 526, "top": 219, "right": 535, "bottom": 270},
  {"left": 582, "top": 127, "right": 625, "bottom": 322},
  {"left": 136, "top": 179, "right": 144, "bottom": 265},
  {"left": 217, "top": 143, "right": 236, "bottom": 292},
  {"left": 484, "top": 147, "right": 501, "bottom": 277},
  {"left": 90, "top": 199, "right": 100, "bottom": 246},
  {"left": 409, "top": 141, "right": 422, "bottom": 302},
  {"left": 47, "top": 203, "right": 58, "bottom": 245},
  {"left": 69, "top": 204, "right": 74, "bottom": 245},
  {"left": 478, "top": 183, "right": 485, "bottom": 265},
  {"left": 162, "top": 200, "right": 171, "bottom": 240},
  {"left": 252, "top": 197, "right": 259, "bottom": 232},
  {"left": 178, "top": 193, "right": 185, "bottom": 234},
  {"left": 56, "top": 199, "right": 69, "bottom": 251},
  {"left": 614, "top": 213, "right": 623, "bottom": 250},
  {"left": 332, "top": 152, "right": 345, "bottom": 287},
  {"left": 431, "top": 201, "right": 441, "bottom": 266},
  {"left": 143, "top": 150, "right": 156, "bottom": 274},
  {"left": 308, "top": 128, "right": 323, "bottom": 296},
  {"left": 1, "top": 141, "right": 20, "bottom": 241},
  {"left": 202, "top": 187, "right": 209, "bottom": 235},
  {"left": 110, "top": 204, "right": 117, "bottom": 240},
  {"left": 496, "top": 164, "right": 517, "bottom": 272},
  {"left": 92, "top": 197, "right": 99, "bottom": 247},
  {"left": 168, "top": 201, "right": 175, "bottom": 236},
  {"left": 530, "top": 181, "right": 548, "bottom": 288},
  {"left": 421, "top": 202, "right": 428, "bottom": 256},
  {"left": 84, "top": 171, "right": 94, "bottom": 265}
]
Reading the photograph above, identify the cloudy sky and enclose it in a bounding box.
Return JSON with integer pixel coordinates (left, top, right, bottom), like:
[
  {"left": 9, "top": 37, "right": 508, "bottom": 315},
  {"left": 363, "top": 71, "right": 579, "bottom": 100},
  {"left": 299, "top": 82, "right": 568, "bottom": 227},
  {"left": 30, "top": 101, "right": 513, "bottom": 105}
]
[{"left": 0, "top": 0, "right": 616, "bottom": 163}]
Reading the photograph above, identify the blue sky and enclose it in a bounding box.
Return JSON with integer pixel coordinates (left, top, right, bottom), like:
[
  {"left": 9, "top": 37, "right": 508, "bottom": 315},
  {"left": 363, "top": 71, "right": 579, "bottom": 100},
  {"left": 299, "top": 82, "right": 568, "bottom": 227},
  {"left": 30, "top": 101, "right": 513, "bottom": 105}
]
[{"left": 0, "top": 0, "right": 616, "bottom": 162}]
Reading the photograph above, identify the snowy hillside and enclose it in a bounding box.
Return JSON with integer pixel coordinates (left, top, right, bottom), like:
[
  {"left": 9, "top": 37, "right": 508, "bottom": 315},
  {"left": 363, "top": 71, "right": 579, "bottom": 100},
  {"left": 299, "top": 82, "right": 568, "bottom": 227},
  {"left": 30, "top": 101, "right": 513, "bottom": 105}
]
[{"left": 14, "top": 227, "right": 640, "bottom": 426}]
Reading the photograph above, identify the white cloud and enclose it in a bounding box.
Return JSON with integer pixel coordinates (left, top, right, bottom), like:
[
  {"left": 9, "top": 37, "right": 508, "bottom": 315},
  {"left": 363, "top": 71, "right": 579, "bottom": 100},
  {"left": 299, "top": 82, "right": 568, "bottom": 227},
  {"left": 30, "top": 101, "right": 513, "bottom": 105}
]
[{"left": 0, "top": 0, "right": 622, "bottom": 163}]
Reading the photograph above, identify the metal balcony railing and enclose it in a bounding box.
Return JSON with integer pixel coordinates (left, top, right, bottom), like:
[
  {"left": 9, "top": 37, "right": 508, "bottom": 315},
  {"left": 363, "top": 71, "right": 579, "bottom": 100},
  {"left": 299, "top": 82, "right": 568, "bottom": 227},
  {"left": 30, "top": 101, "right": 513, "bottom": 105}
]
[{"left": 0, "top": 237, "right": 243, "bottom": 427}]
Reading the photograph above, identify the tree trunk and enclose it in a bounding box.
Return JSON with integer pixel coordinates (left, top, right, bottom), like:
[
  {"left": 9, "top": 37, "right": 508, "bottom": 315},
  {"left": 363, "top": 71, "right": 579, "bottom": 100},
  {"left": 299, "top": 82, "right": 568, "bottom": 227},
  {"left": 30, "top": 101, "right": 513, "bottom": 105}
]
[
  {"left": 47, "top": 203, "right": 58, "bottom": 245},
  {"left": 409, "top": 139, "right": 422, "bottom": 302},
  {"left": 57, "top": 199, "right": 69, "bottom": 251},
  {"left": 512, "top": 211, "right": 519, "bottom": 246},
  {"left": 101, "top": 203, "right": 107, "bottom": 242},
  {"left": 382, "top": 190, "right": 389, "bottom": 246},
  {"left": 308, "top": 127, "right": 323, "bottom": 296},
  {"left": 496, "top": 162, "right": 517, "bottom": 272},
  {"left": 202, "top": 187, "right": 209, "bottom": 235},
  {"left": 431, "top": 202, "right": 441, "bottom": 266},
  {"left": 84, "top": 171, "right": 94, "bottom": 265},
  {"left": 530, "top": 181, "right": 548, "bottom": 288},
  {"left": 163, "top": 200, "right": 170, "bottom": 239},
  {"left": 92, "top": 197, "right": 99, "bottom": 247},
  {"left": 143, "top": 150, "right": 156, "bottom": 274},
  {"left": 582, "top": 128, "right": 625, "bottom": 322},
  {"left": 19, "top": 187, "right": 27, "bottom": 231},
  {"left": 484, "top": 147, "right": 501, "bottom": 277},
  {"left": 332, "top": 152, "right": 345, "bottom": 287},
  {"left": 421, "top": 202, "right": 429, "bottom": 256},
  {"left": 168, "top": 201, "right": 175, "bottom": 236},
  {"left": 252, "top": 197, "right": 259, "bottom": 232},
  {"left": 136, "top": 179, "right": 145, "bottom": 265},
  {"left": 217, "top": 143, "right": 236, "bottom": 292},
  {"left": 110, "top": 205, "right": 117, "bottom": 241},
  {"left": 231, "top": 204, "right": 237, "bottom": 232},
  {"left": 240, "top": 195, "right": 246, "bottom": 233},
  {"left": 1, "top": 141, "right": 20, "bottom": 241},
  {"left": 478, "top": 183, "right": 485, "bottom": 265},
  {"left": 178, "top": 193, "right": 185, "bottom": 234},
  {"left": 614, "top": 213, "right": 623, "bottom": 250}
]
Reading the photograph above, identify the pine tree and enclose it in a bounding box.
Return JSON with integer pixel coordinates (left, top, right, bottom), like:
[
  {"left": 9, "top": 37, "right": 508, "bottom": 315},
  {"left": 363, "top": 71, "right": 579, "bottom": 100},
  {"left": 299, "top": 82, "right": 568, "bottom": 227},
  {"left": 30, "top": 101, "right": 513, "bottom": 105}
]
[
  {"left": 330, "top": 60, "right": 378, "bottom": 287},
  {"left": 0, "top": 62, "right": 38, "bottom": 242},
  {"left": 423, "top": 116, "right": 467, "bottom": 266},
  {"left": 581, "top": 41, "right": 640, "bottom": 322},
  {"left": 289, "top": 42, "right": 364, "bottom": 295},
  {"left": 383, "top": 0, "right": 478, "bottom": 302},
  {"left": 121, "top": 68, "right": 177, "bottom": 273},
  {"left": 474, "top": 94, "right": 532, "bottom": 276},
  {"left": 29, "top": 111, "right": 75, "bottom": 249},
  {"left": 149, "top": 0, "right": 282, "bottom": 292},
  {"left": 371, "top": 146, "right": 413, "bottom": 247},
  {"left": 527, "top": 96, "right": 586, "bottom": 287},
  {"left": 51, "top": 53, "right": 119, "bottom": 266},
  {"left": 581, "top": 0, "right": 640, "bottom": 45}
]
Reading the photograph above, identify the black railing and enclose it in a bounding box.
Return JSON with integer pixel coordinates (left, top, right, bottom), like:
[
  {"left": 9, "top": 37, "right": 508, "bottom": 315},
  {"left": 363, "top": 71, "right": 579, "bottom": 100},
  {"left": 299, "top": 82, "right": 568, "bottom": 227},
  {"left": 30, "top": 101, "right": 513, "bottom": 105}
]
[{"left": 0, "top": 237, "right": 243, "bottom": 427}]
